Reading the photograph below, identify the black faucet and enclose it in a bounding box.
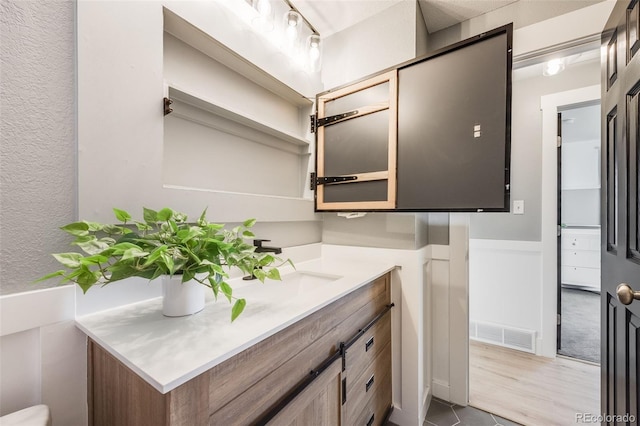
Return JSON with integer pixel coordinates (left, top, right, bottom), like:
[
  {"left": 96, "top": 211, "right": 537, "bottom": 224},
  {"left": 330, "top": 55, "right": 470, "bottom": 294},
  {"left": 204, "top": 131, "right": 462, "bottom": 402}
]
[
  {"left": 243, "top": 239, "right": 282, "bottom": 280},
  {"left": 253, "top": 239, "right": 282, "bottom": 254}
]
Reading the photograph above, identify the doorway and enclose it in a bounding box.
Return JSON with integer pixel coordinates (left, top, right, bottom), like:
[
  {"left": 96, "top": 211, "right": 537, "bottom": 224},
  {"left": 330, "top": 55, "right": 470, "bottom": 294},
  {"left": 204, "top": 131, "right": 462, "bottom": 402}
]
[
  {"left": 468, "top": 45, "right": 602, "bottom": 425},
  {"left": 557, "top": 103, "right": 602, "bottom": 364}
]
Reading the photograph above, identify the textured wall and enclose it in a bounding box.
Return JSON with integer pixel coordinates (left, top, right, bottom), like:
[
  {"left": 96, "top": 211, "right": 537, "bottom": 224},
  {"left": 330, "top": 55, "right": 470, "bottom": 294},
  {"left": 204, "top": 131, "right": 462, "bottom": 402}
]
[{"left": 0, "top": 0, "right": 76, "bottom": 295}]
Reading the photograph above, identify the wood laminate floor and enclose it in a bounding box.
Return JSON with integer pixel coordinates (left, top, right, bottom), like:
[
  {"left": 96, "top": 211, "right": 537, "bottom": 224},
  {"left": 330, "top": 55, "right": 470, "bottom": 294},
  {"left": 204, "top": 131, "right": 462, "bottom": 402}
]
[{"left": 469, "top": 341, "right": 600, "bottom": 426}]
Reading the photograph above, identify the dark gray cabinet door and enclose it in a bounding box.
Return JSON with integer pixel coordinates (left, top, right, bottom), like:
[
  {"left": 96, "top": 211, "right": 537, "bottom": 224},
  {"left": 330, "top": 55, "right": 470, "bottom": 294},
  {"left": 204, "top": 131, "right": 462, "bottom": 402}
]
[
  {"left": 601, "top": 1, "right": 640, "bottom": 422},
  {"left": 396, "top": 31, "right": 510, "bottom": 211},
  {"left": 316, "top": 70, "right": 398, "bottom": 211}
]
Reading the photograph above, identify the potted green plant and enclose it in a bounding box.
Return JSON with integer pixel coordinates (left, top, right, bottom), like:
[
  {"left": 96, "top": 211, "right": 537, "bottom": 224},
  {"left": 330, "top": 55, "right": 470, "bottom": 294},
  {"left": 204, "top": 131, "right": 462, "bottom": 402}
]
[{"left": 36, "top": 207, "right": 290, "bottom": 320}]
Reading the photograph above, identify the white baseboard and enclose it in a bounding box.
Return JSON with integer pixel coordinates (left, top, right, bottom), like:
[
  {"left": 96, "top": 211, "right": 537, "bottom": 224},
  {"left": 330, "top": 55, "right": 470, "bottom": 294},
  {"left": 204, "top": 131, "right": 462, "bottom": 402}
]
[{"left": 432, "top": 379, "right": 450, "bottom": 401}]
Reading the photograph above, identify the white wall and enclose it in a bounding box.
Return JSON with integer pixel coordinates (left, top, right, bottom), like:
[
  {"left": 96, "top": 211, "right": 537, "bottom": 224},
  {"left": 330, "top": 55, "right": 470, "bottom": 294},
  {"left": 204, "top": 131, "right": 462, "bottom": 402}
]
[
  {"left": 321, "top": 0, "right": 423, "bottom": 90},
  {"left": 469, "top": 240, "right": 542, "bottom": 349}
]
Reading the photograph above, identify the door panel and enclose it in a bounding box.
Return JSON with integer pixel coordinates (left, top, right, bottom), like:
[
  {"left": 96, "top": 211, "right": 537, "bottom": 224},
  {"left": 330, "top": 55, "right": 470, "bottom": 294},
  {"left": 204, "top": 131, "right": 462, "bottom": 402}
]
[
  {"left": 606, "top": 108, "right": 619, "bottom": 253},
  {"left": 324, "top": 180, "right": 388, "bottom": 204},
  {"left": 602, "top": 2, "right": 640, "bottom": 422},
  {"left": 324, "top": 82, "right": 390, "bottom": 117},
  {"left": 324, "top": 111, "right": 390, "bottom": 176},
  {"left": 628, "top": 86, "right": 640, "bottom": 261},
  {"left": 315, "top": 70, "right": 397, "bottom": 211}
]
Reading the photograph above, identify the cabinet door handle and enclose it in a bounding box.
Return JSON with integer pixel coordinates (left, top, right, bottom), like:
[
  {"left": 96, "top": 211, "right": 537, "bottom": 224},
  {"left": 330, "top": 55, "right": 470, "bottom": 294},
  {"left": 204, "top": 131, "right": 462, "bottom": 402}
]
[
  {"left": 366, "top": 413, "right": 375, "bottom": 426},
  {"left": 366, "top": 374, "right": 375, "bottom": 392},
  {"left": 342, "top": 377, "right": 347, "bottom": 405},
  {"left": 365, "top": 336, "right": 374, "bottom": 352}
]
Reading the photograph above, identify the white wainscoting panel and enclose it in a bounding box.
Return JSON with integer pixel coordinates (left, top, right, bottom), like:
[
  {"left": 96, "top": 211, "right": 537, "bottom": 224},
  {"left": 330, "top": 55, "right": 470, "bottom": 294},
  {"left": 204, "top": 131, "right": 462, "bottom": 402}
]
[
  {"left": 0, "top": 286, "right": 86, "bottom": 425},
  {"left": 0, "top": 328, "right": 41, "bottom": 416},
  {"left": 469, "top": 239, "right": 543, "bottom": 353}
]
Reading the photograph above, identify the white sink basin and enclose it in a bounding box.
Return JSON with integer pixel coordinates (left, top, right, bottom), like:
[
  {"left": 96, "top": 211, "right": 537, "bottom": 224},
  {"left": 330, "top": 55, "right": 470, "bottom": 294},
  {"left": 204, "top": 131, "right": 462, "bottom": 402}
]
[{"left": 279, "top": 271, "right": 342, "bottom": 293}]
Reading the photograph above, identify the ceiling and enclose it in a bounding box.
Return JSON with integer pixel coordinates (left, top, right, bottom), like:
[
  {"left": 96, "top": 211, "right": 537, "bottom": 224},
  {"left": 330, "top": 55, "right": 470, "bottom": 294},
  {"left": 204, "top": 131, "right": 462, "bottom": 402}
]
[{"left": 291, "top": 0, "right": 520, "bottom": 37}]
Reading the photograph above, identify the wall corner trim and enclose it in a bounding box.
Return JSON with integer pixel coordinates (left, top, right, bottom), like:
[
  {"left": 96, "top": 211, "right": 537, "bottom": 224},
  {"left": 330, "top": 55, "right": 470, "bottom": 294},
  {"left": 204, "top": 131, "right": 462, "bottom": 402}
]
[{"left": 0, "top": 286, "right": 75, "bottom": 337}]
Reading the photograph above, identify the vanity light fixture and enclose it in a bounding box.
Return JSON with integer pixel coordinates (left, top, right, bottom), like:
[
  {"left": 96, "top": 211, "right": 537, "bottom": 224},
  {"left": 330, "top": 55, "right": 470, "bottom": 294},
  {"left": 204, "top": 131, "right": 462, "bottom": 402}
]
[
  {"left": 543, "top": 58, "right": 565, "bottom": 76},
  {"left": 245, "top": 0, "right": 322, "bottom": 72}
]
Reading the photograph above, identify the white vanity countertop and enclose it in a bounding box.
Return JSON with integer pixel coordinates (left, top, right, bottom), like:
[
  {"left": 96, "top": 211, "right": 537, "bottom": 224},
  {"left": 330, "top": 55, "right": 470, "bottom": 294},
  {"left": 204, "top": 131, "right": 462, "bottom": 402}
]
[{"left": 75, "top": 257, "right": 395, "bottom": 394}]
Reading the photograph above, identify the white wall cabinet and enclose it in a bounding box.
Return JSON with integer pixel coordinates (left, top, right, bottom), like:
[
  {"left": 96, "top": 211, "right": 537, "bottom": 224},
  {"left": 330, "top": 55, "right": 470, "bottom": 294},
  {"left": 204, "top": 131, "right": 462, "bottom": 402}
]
[{"left": 560, "top": 228, "right": 600, "bottom": 291}]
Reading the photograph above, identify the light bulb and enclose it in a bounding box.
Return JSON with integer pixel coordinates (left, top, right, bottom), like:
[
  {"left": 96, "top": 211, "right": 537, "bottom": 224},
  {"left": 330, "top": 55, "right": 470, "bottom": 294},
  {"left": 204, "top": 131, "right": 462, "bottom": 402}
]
[
  {"left": 284, "top": 11, "right": 300, "bottom": 41},
  {"left": 309, "top": 45, "right": 320, "bottom": 61},
  {"left": 256, "top": 0, "right": 271, "bottom": 17},
  {"left": 543, "top": 58, "right": 565, "bottom": 76},
  {"left": 252, "top": 0, "right": 274, "bottom": 32},
  {"left": 307, "top": 34, "right": 321, "bottom": 72}
]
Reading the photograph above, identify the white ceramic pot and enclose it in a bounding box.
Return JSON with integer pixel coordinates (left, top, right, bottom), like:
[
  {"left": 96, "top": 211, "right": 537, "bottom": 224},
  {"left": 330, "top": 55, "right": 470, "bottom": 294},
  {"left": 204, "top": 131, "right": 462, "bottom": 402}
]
[{"left": 161, "top": 274, "right": 205, "bottom": 317}]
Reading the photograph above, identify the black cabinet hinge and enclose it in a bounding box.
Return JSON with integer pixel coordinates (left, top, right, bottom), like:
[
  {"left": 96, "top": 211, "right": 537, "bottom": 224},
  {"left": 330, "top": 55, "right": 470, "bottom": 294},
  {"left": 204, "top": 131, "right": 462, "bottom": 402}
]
[
  {"left": 310, "top": 172, "right": 357, "bottom": 190},
  {"left": 163, "top": 97, "right": 173, "bottom": 116},
  {"left": 310, "top": 110, "right": 358, "bottom": 133},
  {"left": 310, "top": 114, "right": 316, "bottom": 133}
]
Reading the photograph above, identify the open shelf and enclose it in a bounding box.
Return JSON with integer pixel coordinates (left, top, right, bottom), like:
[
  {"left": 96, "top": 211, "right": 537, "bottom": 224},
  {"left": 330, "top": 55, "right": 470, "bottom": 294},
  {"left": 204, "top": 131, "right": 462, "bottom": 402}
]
[
  {"left": 163, "top": 8, "right": 314, "bottom": 108},
  {"left": 167, "top": 85, "right": 311, "bottom": 150}
]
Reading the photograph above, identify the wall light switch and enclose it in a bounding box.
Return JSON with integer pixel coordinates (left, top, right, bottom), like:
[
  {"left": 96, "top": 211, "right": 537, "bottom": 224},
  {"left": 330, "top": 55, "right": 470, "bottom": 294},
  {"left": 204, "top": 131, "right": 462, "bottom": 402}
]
[{"left": 513, "top": 200, "right": 525, "bottom": 215}]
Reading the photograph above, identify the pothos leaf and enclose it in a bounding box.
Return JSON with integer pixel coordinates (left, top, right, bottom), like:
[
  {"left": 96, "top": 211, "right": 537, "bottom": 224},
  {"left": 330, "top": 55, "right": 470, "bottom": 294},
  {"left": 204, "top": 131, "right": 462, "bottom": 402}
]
[
  {"left": 220, "top": 281, "right": 233, "bottom": 303},
  {"left": 52, "top": 252, "right": 83, "bottom": 268},
  {"left": 60, "top": 222, "right": 89, "bottom": 237},
  {"left": 243, "top": 218, "right": 257, "bottom": 228},
  {"left": 231, "top": 298, "right": 246, "bottom": 322},
  {"left": 113, "top": 208, "right": 131, "bottom": 222}
]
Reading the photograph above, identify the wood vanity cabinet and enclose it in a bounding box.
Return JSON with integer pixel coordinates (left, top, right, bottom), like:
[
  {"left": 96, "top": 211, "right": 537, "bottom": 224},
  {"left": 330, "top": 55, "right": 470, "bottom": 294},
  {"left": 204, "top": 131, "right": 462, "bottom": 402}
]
[{"left": 87, "top": 272, "right": 393, "bottom": 426}]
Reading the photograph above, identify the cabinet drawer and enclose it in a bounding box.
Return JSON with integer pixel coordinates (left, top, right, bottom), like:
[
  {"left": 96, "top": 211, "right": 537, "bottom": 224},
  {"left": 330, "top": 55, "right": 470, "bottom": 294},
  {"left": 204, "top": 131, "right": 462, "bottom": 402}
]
[
  {"left": 561, "top": 231, "right": 600, "bottom": 251},
  {"left": 561, "top": 266, "right": 600, "bottom": 286},
  {"left": 345, "top": 341, "right": 392, "bottom": 425},
  {"left": 561, "top": 250, "right": 600, "bottom": 268},
  {"left": 351, "top": 367, "right": 392, "bottom": 426},
  {"left": 345, "top": 310, "right": 391, "bottom": 385}
]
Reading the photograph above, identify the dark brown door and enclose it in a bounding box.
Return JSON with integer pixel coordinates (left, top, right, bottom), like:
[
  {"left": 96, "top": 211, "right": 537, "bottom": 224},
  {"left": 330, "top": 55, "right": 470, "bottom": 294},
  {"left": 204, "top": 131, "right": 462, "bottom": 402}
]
[{"left": 602, "top": 1, "right": 640, "bottom": 423}]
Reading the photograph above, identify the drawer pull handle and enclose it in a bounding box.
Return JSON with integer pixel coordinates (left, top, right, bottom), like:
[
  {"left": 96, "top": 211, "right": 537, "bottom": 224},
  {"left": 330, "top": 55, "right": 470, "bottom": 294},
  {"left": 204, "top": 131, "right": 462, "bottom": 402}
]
[
  {"left": 365, "top": 336, "right": 374, "bottom": 352},
  {"left": 366, "top": 413, "right": 375, "bottom": 426},
  {"left": 366, "top": 374, "right": 375, "bottom": 392}
]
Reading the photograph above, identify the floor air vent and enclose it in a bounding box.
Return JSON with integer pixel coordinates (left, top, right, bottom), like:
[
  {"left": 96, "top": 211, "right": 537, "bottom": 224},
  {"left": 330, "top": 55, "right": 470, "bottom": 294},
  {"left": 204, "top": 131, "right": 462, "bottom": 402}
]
[{"left": 470, "top": 320, "right": 536, "bottom": 353}]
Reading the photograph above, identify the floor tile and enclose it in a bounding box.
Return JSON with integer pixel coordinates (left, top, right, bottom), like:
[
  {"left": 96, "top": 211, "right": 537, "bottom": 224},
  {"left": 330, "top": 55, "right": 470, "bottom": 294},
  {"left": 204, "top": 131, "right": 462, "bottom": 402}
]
[
  {"left": 452, "top": 405, "right": 498, "bottom": 426},
  {"left": 492, "top": 414, "right": 523, "bottom": 426},
  {"left": 424, "top": 398, "right": 459, "bottom": 426}
]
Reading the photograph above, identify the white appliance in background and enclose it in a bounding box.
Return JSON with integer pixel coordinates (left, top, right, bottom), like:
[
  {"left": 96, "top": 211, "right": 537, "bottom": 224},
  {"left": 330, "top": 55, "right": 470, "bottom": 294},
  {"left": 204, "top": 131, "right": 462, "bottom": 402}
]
[{"left": 561, "top": 227, "right": 600, "bottom": 292}]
